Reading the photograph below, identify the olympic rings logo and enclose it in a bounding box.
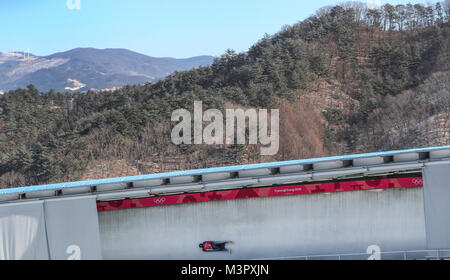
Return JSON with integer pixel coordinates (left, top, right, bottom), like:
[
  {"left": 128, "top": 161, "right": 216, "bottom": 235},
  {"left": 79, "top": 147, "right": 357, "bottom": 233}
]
[
  {"left": 154, "top": 197, "right": 166, "bottom": 204},
  {"left": 412, "top": 178, "right": 423, "bottom": 185}
]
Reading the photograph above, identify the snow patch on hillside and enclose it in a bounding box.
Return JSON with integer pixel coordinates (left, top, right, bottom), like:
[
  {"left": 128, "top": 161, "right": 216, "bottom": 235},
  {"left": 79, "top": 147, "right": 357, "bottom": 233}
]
[
  {"left": 65, "top": 78, "right": 86, "bottom": 91},
  {"left": 5, "top": 57, "right": 70, "bottom": 80}
]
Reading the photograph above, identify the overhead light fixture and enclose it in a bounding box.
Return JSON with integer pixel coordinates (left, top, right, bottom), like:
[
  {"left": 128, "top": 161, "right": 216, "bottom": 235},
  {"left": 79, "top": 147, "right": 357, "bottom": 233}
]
[
  {"left": 367, "top": 163, "right": 423, "bottom": 174},
  {"left": 0, "top": 193, "right": 20, "bottom": 202},
  {"left": 150, "top": 184, "right": 205, "bottom": 194},
  {"left": 258, "top": 174, "right": 312, "bottom": 185},
  {"left": 312, "top": 168, "right": 367, "bottom": 180},
  {"left": 204, "top": 179, "right": 258, "bottom": 189},
  {"left": 96, "top": 189, "right": 151, "bottom": 200}
]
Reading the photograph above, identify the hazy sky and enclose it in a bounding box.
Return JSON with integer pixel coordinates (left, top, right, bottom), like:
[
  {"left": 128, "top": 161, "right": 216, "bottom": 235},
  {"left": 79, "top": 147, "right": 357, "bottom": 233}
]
[{"left": 0, "top": 0, "right": 442, "bottom": 58}]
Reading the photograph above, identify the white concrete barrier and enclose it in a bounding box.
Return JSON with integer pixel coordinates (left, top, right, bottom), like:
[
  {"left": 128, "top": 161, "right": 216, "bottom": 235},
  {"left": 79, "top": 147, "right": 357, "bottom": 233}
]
[{"left": 98, "top": 187, "right": 426, "bottom": 260}]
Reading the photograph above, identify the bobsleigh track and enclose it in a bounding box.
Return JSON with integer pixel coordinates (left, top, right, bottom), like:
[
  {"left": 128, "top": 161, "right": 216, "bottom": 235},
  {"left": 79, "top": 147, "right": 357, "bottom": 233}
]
[
  {"left": 0, "top": 145, "right": 450, "bottom": 260},
  {"left": 98, "top": 185, "right": 425, "bottom": 260}
]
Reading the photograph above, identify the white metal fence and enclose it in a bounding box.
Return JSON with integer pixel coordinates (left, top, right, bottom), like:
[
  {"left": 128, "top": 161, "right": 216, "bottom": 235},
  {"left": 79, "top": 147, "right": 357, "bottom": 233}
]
[{"left": 253, "top": 249, "right": 450, "bottom": 260}]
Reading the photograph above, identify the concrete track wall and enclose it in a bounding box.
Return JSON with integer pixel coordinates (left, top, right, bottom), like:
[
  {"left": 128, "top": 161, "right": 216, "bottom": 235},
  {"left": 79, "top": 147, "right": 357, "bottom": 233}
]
[{"left": 98, "top": 187, "right": 426, "bottom": 260}]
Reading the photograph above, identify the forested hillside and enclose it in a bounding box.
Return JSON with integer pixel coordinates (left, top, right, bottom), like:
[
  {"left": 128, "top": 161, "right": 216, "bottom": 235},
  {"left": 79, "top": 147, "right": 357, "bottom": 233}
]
[{"left": 0, "top": 2, "right": 449, "bottom": 188}]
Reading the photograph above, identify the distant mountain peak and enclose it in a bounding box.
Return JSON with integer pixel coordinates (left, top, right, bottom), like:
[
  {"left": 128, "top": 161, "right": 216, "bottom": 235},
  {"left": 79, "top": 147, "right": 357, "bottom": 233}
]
[{"left": 0, "top": 48, "right": 215, "bottom": 92}]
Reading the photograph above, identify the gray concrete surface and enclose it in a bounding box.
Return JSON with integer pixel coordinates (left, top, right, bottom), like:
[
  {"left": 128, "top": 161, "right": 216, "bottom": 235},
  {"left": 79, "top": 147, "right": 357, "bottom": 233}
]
[{"left": 98, "top": 187, "right": 427, "bottom": 259}]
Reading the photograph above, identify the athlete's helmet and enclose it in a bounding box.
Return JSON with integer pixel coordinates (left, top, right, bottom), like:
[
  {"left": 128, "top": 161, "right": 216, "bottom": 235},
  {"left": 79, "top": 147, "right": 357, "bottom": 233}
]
[{"left": 199, "top": 243, "right": 203, "bottom": 248}]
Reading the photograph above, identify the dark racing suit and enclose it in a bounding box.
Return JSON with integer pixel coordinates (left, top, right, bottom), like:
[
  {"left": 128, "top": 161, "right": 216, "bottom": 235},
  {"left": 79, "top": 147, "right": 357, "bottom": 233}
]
[{"left": 201, "top": 241, "right": 228, "bottom": 252}]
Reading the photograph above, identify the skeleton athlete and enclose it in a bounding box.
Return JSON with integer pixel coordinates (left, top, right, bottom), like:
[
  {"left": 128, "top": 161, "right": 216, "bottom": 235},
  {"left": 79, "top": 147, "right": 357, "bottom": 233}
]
[{"left": 199, "top": 241, "right": 233, "bottom": 254}]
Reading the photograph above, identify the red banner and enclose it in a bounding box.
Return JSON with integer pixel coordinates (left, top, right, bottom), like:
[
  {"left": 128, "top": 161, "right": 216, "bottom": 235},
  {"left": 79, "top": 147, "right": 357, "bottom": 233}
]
[{"left": 97, "top": 177, "right": 423, "bottom": 212}]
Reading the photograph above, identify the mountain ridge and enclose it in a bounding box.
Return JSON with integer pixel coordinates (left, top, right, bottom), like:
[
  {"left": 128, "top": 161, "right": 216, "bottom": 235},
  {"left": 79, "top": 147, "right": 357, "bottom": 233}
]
[{"left": 0, "top": 48, "right": 215, "bottom": 92}]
